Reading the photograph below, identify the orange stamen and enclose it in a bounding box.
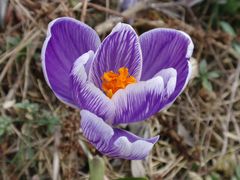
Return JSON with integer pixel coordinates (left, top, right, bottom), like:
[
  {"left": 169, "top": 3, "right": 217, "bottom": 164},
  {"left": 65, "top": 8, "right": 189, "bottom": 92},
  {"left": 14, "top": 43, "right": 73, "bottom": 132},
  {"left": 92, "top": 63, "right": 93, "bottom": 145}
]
[{"left": 102, "top": 67, "right": 136, "bottom": 98}]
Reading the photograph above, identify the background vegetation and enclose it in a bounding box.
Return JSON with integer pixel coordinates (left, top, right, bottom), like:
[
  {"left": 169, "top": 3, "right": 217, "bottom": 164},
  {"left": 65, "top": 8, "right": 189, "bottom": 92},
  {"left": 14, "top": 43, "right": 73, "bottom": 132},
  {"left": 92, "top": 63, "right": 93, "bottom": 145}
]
[{"left": 0, "top": 0, "right": 240, "bottom": 179}]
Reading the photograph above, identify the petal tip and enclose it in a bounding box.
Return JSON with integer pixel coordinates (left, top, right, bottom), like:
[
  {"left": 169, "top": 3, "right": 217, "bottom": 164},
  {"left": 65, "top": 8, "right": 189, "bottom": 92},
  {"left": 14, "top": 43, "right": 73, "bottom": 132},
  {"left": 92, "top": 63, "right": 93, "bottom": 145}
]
[
  {"left": 177, "top": 30, "right": 194, "bottom": 59},
  {"left": 71, "top": 50, "right": 94, "bottom": 77},
  {"left": 41, "top": 17, "right": 100, "bottom": 108},
  {"left": 80, "top": 110, "right": 158, "bottom": 160},
  {"left": 149, "top": 135, "right": 160, "bottom": 144},
  {"left": 112, "top": 22, "right": 134, "bottom": 32},
  {"left": 113, "top": 136, "right": 155, "bottom": 160}
]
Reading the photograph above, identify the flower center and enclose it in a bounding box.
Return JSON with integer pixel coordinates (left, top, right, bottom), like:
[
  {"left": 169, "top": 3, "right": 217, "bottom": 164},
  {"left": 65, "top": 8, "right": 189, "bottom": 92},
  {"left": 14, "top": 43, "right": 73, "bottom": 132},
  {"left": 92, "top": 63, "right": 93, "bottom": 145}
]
[{"left": 101, "top": 67, "right": 136, "bottom": 98}]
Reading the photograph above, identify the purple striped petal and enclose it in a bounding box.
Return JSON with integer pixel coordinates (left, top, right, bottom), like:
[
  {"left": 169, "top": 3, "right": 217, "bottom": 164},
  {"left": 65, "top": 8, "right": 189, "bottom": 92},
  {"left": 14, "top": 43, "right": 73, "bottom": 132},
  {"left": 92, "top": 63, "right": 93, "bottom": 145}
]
[
  {"left": 42, "top": 17, "right": 101, "bottom": 107},
  {"left": 80, "top": 110, "right": 159, "bottom": 160},
  {"left": 89, "top": 23, "right": 142, "bottom": 89},
  {"left": 139, "top": 29, "right": 193, "bottom": 105},
  {"left": 70, "top": 51, "right": 115, "bottom": 122},
  {"left": 112, "top": 68, "right": 177, "bottom": 125}
]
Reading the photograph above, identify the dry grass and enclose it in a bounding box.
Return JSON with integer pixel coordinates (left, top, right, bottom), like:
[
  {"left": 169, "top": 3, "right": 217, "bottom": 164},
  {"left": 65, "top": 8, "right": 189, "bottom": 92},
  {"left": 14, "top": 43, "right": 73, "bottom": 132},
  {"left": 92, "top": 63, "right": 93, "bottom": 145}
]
[{"left": 0, "top": 0, "right": 240, "bottom": 179}]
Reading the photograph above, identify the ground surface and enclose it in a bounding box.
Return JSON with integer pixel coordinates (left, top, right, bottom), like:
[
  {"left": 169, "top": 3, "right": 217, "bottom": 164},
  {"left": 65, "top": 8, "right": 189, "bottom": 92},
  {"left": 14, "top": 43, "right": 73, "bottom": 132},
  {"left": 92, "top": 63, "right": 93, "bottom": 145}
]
[{"left": 0, "top": 0, "right": 240, "bottom": 179}]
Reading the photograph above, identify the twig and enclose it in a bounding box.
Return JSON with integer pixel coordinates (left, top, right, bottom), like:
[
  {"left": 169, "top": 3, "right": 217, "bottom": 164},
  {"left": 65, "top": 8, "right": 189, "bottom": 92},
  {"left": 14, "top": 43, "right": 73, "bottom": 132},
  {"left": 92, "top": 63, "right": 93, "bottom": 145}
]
[
  {"left": 53, "top": 126, "right": 61, "bottom": 180},
  {"left": 95, "top": 1, "right": 147, "bottom": 35},
  {"left": 3, "top": 64, "right": 24, "bottom": 102},
  {"left": 37, "top": 79, "right": 54, "bottom": 111},
  {"left": 13, "top": 0, "right": 45, "bottom": 32},
  {"left": 105, "top": 0, "right": 110, "bottom": 19},
  {"left": 80, "top": 0, "right": 88, "bottom": 22},
  {"left": 221, "top": 61, "right": 240, "bottom": 155},
  {"left": 232, "top": 116, "right": 240, "bottom": 140},
  {"left": 159, "top": 156, "right": 185, "bottom": 178},
  {"left": 0, "top": 0, "right": 8, "bottom": 28},
  {"left": 16, "top": 137, "right": 54, "bottom": 178},
  {"left": 88, "top": 2, "right": 127, "bottom": 19},
  {"left": 23, "top": 42, "right": 38, "bottom": 99},
  {"left": 209, "top": 38, "right": 240, "bottom": 61},
  {"left": 10, "top": 123, "right": 30, "bottom": 146},
  {"left": 0, "top": 29, "right": 40, "bottom": 64}
]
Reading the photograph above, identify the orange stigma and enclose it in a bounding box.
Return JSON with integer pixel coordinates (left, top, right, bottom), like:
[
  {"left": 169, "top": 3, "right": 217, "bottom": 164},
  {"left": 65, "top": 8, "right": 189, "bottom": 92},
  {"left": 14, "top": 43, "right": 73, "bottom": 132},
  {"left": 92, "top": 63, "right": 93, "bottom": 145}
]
[{"left": 102, "top": 67, "right": 136, "bottom": 98}]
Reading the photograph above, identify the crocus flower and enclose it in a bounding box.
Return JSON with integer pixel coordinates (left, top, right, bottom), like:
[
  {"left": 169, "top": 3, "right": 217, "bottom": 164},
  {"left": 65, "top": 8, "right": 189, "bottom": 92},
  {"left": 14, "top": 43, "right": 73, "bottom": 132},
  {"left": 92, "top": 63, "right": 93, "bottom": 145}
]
[{"left": 42, "top": 17, "right": 193, "bottom": 160}]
